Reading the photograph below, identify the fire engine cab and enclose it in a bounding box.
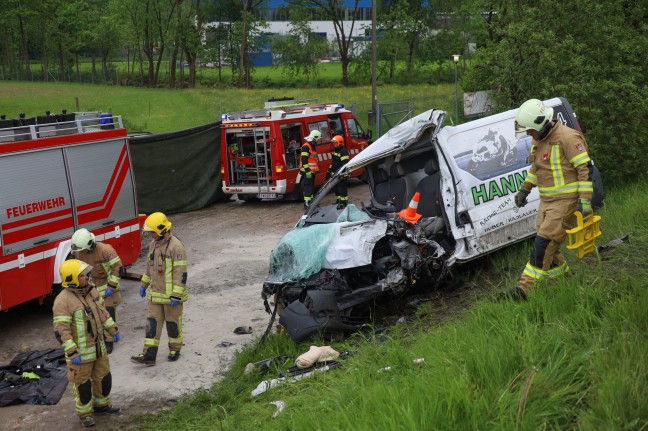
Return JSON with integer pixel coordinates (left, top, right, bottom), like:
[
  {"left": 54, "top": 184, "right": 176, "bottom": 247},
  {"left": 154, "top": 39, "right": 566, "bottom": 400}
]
[
  {"left": 0, "top": 112, "right": 142, "bottom": 311},
  {"left": 220, "top": 99, "right": 372, "bottom": 201}
]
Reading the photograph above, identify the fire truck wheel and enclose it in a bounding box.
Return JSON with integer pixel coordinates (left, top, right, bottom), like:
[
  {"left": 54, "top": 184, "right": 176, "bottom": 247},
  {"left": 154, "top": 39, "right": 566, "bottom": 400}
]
[
  {"left": 287, "top": 182, "right": 304, "bottom": 202},
  {"left": 239, "top": 194, "right": 260, "bottom": 202}
]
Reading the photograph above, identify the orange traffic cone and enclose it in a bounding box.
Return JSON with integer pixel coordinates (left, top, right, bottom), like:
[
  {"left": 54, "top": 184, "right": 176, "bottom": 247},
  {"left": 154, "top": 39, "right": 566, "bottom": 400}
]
[{"left": 398, "top": 192, "right": 422, "bottom": 224}]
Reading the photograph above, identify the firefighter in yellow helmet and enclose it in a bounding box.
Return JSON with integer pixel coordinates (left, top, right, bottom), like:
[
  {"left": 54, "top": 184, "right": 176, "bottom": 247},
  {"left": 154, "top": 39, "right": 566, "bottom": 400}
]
[
  {"left": 300, "top": 130, "right": 322, "bottom": 209},
  {"left": 71, "top": 228, "right": 123, "bottom": 354},
  {"left": 131, "top": 212, "right": 188, "bottom": 365},
  {"left": 327, "top": 135, "right": 350, "bottom": 209},
  {"left": 52, "top": 259, "right": 121, "bottom": 427},
  {"left": 503, "top": 99, "right": 594, "bottom": 300}
]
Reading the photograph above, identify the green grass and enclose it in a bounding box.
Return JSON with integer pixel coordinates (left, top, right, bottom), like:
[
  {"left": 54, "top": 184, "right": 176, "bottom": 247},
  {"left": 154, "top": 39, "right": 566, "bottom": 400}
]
[
  {"left": 136, "top": 182, "right": 647, "bottom": 430},
  {"left": 0, "top": 80, "right": 458, "bottom": 133}
]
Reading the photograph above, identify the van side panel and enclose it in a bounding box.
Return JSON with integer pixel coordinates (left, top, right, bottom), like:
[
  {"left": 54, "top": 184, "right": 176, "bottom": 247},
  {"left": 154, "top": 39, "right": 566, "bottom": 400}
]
[{"left": 438, "top": 98, "right": 579, "bottom": 261}]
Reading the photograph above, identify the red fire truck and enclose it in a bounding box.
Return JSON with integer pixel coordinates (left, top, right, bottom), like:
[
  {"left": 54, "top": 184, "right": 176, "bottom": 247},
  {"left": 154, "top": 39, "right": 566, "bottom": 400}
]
[
  {"left": 0, "top": 112, "right": 142, "bottom": 311},
  {"left": 220, "top": 100, "right": 372, "bottom": 201}
]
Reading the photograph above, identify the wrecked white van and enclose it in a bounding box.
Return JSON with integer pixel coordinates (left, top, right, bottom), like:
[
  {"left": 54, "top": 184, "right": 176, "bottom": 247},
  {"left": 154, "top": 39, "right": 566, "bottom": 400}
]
[{"left": 262, "top": 97, "right": 603, "bottom": 342}]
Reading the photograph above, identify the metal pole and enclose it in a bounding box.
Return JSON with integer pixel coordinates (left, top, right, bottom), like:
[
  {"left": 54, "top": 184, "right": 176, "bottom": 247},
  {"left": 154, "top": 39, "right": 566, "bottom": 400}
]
[
  {"left": 371, "top": 0, "right": 377, "bottom": 126},
  {"left": 454, "top": 60, "right": 459, "bottom": 124}
]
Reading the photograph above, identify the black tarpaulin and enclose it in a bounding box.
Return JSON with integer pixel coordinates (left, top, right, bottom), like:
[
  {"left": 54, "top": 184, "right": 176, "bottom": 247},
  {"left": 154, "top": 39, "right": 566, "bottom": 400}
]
[
  {"left": 0, "top": 348, "right": 68, "bottom": 407},
  {"left": 129, "top": 121, "right": 228, "bottom": 215}
]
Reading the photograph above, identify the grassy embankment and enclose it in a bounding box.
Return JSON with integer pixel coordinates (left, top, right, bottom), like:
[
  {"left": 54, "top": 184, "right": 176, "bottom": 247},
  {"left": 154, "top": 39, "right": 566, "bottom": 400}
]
[
  {"left": 0, "top": 80, "right": 457, "bottom": 134},
  {"left": 2, "top": 81, "right": 645, "bottom": 429},
  {"left": 132, "top": 181, "right": 647, "bottom": 430}
]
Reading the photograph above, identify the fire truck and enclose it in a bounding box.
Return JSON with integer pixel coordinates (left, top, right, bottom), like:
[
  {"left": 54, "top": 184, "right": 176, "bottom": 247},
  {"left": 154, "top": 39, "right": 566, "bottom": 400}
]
[
  {"left": 0, "top": 112, "right": 142, "bottom": 311},
  {"left": 220, "top": 99, "right": 372, "bottom": 201}
]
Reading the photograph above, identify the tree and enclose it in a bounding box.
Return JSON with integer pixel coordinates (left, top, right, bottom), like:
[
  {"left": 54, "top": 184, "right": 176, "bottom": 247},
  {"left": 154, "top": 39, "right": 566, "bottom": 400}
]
[
  {"left": 292, "top": 0, "right": 363, "bottom": 86},
  {"left": 463, "top": 0, "right": 648, "bottom": 184},
  {"left": 270, "top": 6, "right": 327, "bottom": 83}
]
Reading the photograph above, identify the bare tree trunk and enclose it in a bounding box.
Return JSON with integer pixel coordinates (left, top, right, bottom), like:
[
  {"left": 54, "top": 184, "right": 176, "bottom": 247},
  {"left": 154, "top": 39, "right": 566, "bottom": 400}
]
[
  {"left": 18, "top": 15, "right": 32, "bottom": 81},
  {"left": 237, "top": 0, "right": 247, "bottom": 88},
  {"left": 58, "top": 39, "right": 65, "bottom": 81}
]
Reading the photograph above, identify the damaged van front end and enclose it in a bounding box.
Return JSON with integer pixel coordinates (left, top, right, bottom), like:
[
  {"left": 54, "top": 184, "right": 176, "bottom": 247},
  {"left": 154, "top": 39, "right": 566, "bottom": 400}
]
[{"left": 261, "top": 110, "right": 453, "bottom": 342}]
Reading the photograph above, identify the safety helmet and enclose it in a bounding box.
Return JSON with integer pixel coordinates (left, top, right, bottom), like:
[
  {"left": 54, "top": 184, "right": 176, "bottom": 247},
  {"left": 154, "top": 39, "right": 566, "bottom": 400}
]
[
  {"left": 71, "top": 228, "right": 96, "bottom": 252},
  {"left": 514, "top": 99, "right": 554, "bottom": 133},
  {"left": 305, "top": 130, "right": 322, "bottom": 142},
  {"left": 143, "top": 212, "right": 172, "bottom": 236},
  {"left": 333, "top": 135, "right": 344, "bottom": 148},
  {"left": 60, "top": 259, "right": 92, "bottom": 289}
]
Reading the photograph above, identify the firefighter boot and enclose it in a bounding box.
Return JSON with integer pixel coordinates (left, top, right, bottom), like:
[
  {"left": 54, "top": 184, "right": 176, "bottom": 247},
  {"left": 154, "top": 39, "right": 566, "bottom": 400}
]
[
  {"left": 499, "top": 286, "right": 528, "bottom": 302},
  {"left": 95, "top": 405, "right": 121, "bottom": 415},
  {"left": 80, "top": 416, "right": 96, "bottom": 427},
  {"left": 168, "top": 350, "right": 181, "bottom": 362},
  {"left": 131, "top": 347, "right": 157, "bottom": 366}
]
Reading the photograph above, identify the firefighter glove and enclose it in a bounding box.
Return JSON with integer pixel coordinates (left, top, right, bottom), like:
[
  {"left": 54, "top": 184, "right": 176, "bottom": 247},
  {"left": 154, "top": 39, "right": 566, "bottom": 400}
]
[
  {"left": 113, "top": 333, "right": 120, "bottom": 343},
  {"left": 139, "top": 286, "right": 146, "bottom": 298},
  {"left": 170, "top": 299, "right": 180, "bottom": 307},
  {"left": 575, "top": 198, "right": 592, "bottom": 216},
  {"left": 515, "top": 189, "right": 530, "bottom": 207},
  {"left": 70, "top": 356, "right": 82, "bottom": 365},
  {"left": 105, "top": 287, "right": 114, "bottom": 297}
]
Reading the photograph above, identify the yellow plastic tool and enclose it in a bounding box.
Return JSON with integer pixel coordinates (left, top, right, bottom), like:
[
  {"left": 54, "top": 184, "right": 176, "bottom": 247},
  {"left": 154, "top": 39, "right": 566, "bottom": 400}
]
[{"left": 566, "top": 211, "right": 602, "bottom": 259}]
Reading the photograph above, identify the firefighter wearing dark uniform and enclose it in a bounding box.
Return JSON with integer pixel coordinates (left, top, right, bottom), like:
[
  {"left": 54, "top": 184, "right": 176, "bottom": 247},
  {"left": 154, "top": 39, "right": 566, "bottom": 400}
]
[
  {"left": 300, "top": 130, "right": 322, "bottom": 209},
  {"left": 506, "top": 99, "right": 594, "bottom": 300},
  {"left": 131, "top": 212, "right": 188, "bottom": 365},
  {"left": 53, "top": 259, "right": 121, "bottom": 427},
  {"left": 71, "top": 228, "right": 122, "bottom": 354},
  {"left": 328, "top": 135, "right": 350, "bottom": 209}
]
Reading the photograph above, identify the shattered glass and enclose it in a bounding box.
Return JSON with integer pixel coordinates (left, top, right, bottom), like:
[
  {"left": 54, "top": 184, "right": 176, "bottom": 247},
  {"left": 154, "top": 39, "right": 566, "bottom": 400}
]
[{"left": 267, "top": 223, "right": 336, "bottom": 283}]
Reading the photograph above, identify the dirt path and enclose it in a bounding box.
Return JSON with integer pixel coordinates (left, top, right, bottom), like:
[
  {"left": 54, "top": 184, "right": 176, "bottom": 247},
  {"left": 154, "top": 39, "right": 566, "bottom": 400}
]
[{"left": 0, "top": 182, "right": 371, "bottom": 430}]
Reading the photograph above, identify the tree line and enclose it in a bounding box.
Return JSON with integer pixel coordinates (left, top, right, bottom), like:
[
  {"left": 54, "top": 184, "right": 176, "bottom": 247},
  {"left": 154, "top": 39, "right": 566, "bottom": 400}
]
[
  {"left": 0, "top": 0, "right": 472, "bottom": 88},
  {"left": 1, "top": 0, "right": 645, "bottom": 183}
]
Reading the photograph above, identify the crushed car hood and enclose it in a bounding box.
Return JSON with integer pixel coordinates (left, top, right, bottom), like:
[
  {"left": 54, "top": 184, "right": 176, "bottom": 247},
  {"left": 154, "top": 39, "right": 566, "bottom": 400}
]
[{"left": 268, "top": 205, "right": 386, "bottom": 283}]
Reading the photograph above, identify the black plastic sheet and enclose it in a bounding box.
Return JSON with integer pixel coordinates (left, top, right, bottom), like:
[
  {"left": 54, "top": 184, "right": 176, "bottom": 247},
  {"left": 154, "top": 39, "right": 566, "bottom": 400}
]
[
  {"left": 129, "top": 121, "right": 228, "bottom": 214},
  {"left": 0, "top": 348, "right": 68, "bottom": 407}
]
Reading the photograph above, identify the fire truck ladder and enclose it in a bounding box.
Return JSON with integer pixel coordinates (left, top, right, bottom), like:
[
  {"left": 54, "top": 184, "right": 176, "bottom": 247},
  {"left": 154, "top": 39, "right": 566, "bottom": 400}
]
[{"left": 254, "top": 129, "right": 271, "bottom": 192}]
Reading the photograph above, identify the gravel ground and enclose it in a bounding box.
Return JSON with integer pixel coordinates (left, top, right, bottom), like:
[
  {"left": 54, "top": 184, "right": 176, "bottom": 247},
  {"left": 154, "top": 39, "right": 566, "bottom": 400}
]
[{"left": 0, "top": 181, "right": 371, "bottom": 430}]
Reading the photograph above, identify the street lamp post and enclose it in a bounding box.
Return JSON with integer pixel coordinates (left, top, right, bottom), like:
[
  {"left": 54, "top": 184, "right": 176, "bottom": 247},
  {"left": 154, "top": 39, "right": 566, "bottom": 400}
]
[{"left": 453, "top": 54, "right": 460, "bottom": 124}]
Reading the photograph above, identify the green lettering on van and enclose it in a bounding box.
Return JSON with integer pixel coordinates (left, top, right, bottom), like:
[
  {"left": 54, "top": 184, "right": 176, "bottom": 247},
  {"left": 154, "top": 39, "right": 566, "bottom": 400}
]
[{"left": 471, "top": 171, "right": 529, "bottom": 206}]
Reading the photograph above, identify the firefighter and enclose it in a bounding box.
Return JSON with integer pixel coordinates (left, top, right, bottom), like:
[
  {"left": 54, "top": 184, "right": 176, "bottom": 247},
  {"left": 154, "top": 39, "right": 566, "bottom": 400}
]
[
  {"left": 505, "top": 99, "right": 594, "bottom": 300},
  {"left": 131, "top": 212, "right": 188, "bottom": 366},
  {"left": 71, "top": 228, "right": 123, "bottom": 354},
  {"left": 300, "top": 130, "right": 322, "bottom": 209},
  {"left": 52, "top": 259, "right": 121, "bottom": 427},
  {"left": 327, "top": 135, "right": 350, "bottom": 209}
]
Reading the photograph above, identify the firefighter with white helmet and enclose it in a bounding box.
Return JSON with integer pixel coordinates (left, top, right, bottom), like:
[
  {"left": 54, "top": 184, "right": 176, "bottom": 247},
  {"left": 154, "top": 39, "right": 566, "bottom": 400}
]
[
  {"left": 52, "top": 259, "right": 121, "bottom": 427},
  {"left": 71, "top": 228, "right": 123, "bottom": 353},
  {"left": 504, "top": 99, "right": 594, "bottom": 300},
  {"left": 327, "top": 135, "right": 350, "bottom": 209},
  {"left": 300, "top": 130, "right": 322, "bottom": 209},
  {"left": 131, "top": 212, "right": 188, "bottom": 365}
]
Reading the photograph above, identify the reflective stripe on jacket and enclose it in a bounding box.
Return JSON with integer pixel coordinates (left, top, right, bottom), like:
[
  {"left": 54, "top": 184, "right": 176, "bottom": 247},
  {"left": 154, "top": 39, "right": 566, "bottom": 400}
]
[
  {"left": 301, "top": 142, "right": 319, "bottom": 172},
  {"left": 141, "top": 234, "right": 188, "bottom": 304},
  {"left": 521, "top": 122, "right": 593, "bottom": 201},
  {"left": 75, "top": 242, "right": 122, "bottom": 296},
  {"left": 52, "top": 286, "right": 117, "bottom": 363}
]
